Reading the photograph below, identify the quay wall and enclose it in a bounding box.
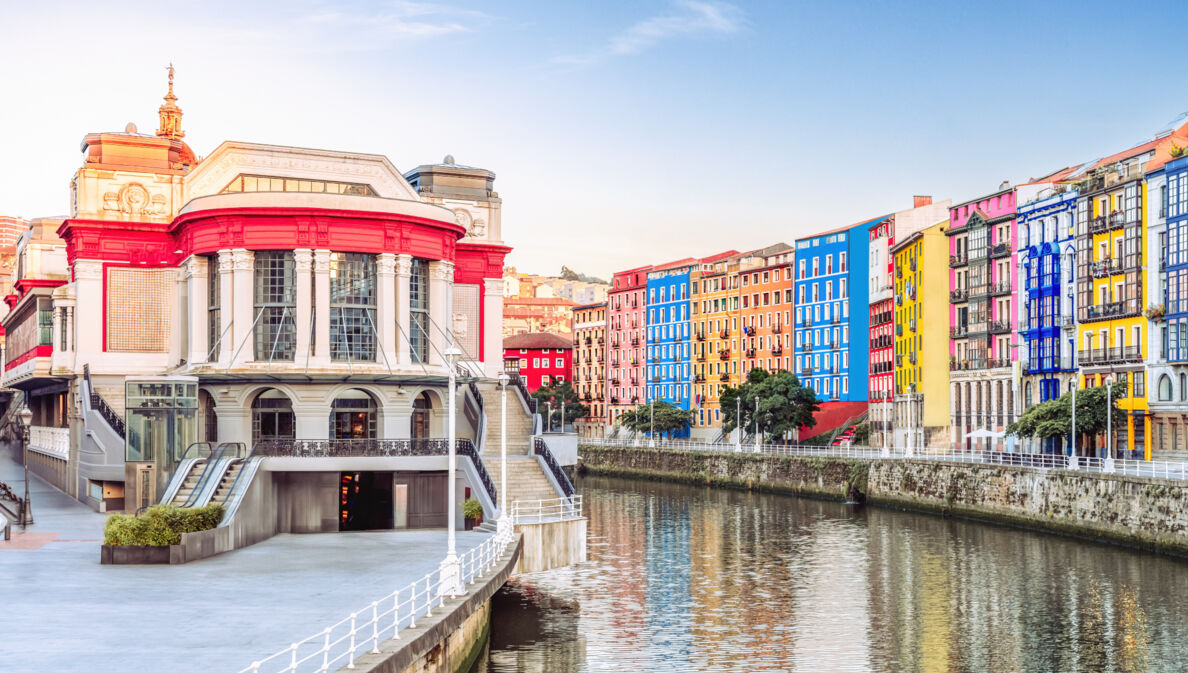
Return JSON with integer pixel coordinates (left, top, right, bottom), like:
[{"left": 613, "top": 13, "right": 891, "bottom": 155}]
[{"left": 578, "top": 444, "right": 1188, "bottom": 556}]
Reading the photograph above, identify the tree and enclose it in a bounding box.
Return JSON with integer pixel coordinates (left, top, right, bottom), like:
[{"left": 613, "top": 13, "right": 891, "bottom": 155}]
[
  {"left": 531, "top": 380, "right": 587, "bottom": 431},
  {"left": 1008, "top": 385, "right": 1125, "bottom": 451},
  {"left": 617, "top": 400, "right": 696, "bottom": 438},
  {"left": 720, "top": 369, "right": 820, "bottom": 442}
]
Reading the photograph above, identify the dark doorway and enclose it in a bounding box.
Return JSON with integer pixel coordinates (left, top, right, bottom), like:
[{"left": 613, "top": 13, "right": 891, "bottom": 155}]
[{"left": 339, "top": 471, "right": 395, "bottom": 531}]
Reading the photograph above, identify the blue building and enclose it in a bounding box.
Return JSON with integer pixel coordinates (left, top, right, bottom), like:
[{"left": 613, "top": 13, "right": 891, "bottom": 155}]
[
  {"left": 793, "top": 216, "right": 881, "bottom": 403},
  {"left": 646, "top": 260, "right": 695, "bottom": 436},
  {"left": 1017, "top": 185, "right": 1078, "bottom": 413},
  {"left": 1148, "top": 155, "right": 1188, "bottom": 454}
]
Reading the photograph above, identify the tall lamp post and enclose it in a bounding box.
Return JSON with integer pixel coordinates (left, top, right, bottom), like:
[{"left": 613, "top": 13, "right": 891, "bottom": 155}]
[
  {"left": 497, "top": 372, "right": 512, "bottom": 543},
  {"left": 734, "top": 397, "right": 741, "bottom": 453},
  {"left": 439, "top": 347, "right": 465, "bottom": 597},
  {"left": 1102, "top": 373, "right": 1115, "bottom": 472},
  {"left": 753, "top": 396, "right": 760, "bottom": 453},
  {"left": 648, "top": 399, "right": 655, "bottom": 448},
  {"left": 18, "top": 406, "right": 32, "bottom": 529}
]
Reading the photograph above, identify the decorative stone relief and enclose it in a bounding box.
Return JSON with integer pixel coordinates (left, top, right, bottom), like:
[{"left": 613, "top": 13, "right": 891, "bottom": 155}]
[
  {"left": 231, "top": 249, "right": 253, "bottom": 271},
  {"left": 377, "top": 253, "right": 396, "bottom": 275},
  {"left": 73, "top": 260, "right": 103, "bottom": 281},
  {"left": 294, "top": 249, "right": 313, "bottom": 272},
  {"left": 184, "top": 256, "right": 208, "bottom": 279},
  {"left": 395, "top": 254, "right": 413, "bottom": 277},
  {"left": 217, "top": 250, "right": 234, "bottom": 274},
  {"left": 101, "top": 182, "right": 168, "bottom": 216},
  {"left": 452, "top": 312, "right": 469, "bottom": 340},
  {"left": 313, "top": 250, "right": 332, "bottom": 273},
  {"left": 428, "top": 261, "right": 455, "bottom": 282}
]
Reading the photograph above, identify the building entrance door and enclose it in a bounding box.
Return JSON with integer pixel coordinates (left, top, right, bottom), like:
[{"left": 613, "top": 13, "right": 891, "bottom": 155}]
[
  {"left": 339, "top": 471, "right": 395, "bottom": 531},
  {"left": 404, "top": 472, "right": 447, "bottom": 528},
  {"left": 252, "top": 389, "right": 294, "bottom": 444}
]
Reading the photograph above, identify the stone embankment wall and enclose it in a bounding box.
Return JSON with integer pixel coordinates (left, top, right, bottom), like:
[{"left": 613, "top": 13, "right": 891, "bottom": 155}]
[{"left": 578, "top": 445, "right": 1188, "bottom": 556}]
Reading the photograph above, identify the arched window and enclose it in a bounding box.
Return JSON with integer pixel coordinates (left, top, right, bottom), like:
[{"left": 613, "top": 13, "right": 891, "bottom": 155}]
[
  {"left": 1159, "top": 375, "right": 1173, "bottom": 401},
  {"left": 252, "top": 389, "right": 294, "bottom": 443},
  {"left": 1181, "top": 374, "right": 1187, "bottom": 402},
  {"left": 1024, "top": 381, "right": 1033, "bottom": 408},
  {"left": 411, "top": 392, "right": 434, "bottom": 440},
  {"left": 331, "top": 389, "right": 378, "bottom": 439}
]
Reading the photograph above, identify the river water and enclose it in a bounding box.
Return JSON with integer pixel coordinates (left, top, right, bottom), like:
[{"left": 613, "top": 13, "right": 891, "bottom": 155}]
[{"left": 468, "top": 475, "right": 1188, "bottom": 673}]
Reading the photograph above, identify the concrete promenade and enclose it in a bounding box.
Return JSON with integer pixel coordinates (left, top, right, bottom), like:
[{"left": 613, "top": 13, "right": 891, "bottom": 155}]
[{"left": 0, "top": 453, "right": 493, "bottom": 673}]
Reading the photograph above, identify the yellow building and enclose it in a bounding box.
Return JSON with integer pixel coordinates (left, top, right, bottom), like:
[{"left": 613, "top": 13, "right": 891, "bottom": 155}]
[
  {"left": 1076, "top": 160, "right": 1148, "bottom": 458},
  {"left": 891, "top": 220, "right": 950, "bottom": 449},
  {"left": 692, "top": 256, "right": 742, "bottom": 433}
]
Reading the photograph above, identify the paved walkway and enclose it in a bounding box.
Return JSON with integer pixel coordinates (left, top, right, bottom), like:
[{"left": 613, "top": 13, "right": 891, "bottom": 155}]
[{"left": 0, "top": 452, "right": 493, "bottom": 673}]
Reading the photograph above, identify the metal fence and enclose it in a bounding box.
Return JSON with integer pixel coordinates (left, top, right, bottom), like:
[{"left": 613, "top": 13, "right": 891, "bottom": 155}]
[
  {"left": 237, "top": 533, "right": 513, "bottom": 673},
  {"left": 581, "top": 438, "right": 1188, "bottom": 480},
  {"left": 511, "top": 495, "right": 583, "bottom": 523}
]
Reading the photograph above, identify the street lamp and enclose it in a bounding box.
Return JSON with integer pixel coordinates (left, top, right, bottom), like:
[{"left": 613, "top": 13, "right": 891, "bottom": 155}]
[
  {"left": 439, "top": 346, "right": 465, "bottom": 597},
  {"left": 753, "top": 396, "right": 760, "bottom": 453},
  {"left": 497, "top": 372, "right": 512, "bottom": 543},
  {"left": 648, "top": 399, "right": 655, "bottom": 448},
  {"left": 18, "top": 406, "right": 32, "bottom": 529},
  {"left": 735, "top": 397, "right": 741, "bottom": 453},
  {"left": 1102, "top": 373, "right": 1115, "bottom": 472}
]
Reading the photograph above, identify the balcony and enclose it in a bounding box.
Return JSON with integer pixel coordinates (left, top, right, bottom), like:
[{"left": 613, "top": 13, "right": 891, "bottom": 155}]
[
  {"left": 1084, "top": 300, "right": 1140, "bottom": 322},
  {"left": 610, "top": 377, "right": 621, "bottom": 385},
  {"left": 895, "top": 355, "right": 903, "bottom": 367},
  {"left": 772, "top": 324, "right": 783, "bottom": 334},
  {"left": 1077, "top": 346, "right": 1144, "bottom": 366},
  {"left": 630, "top": 336, "right": 640, "bottom": 346},
  {"left": 28, "top": 426, "right": 69, "bottom": 460},
  {"left": 950, "top": 325, "right": 968, "bottom": 338},
  {"left": 719, "top": 329, "right": 730, "bottom": 339},
  {"left": 950, "top": 288, "right": 968, "bottom": 303},
  {"left": 909, "top": 318, "right": 917, "bottom": 333},
  {"left": 695, "top": 331, "right": 706, "bottom": 341},
  {"left": 802, "top": 366, "right": 815, "bottom": 376},
  {"left": 989, "top": 242, "right": 1010, "bottom": 258},
  {"left": 696, "top": 353, "right": 707, "bottom": 362},
  {"left": 989, "top": 319, "right": 1011, "bottom": 334},
  {"left": 583, "top": 336, "right": 592, "bottom": 345},
  {"left": 830, "top": 315, "right": 841, "bottom": 325},
  {"left": 802, "top": 317, "right": 814, "bottom": 328},
  {"left": 695, "top": 374, "right": 706, "bottom": 383},
  {"left": 772, "top": 346, "right": 783, "bottom": 356},
  {"left": 801, "top": 343, "right": 812, "bottom": 353},
  {"left": 909, "top": 352, "right": 917, "bottom": 365},
  {"left": 989, "top": 281, "right": 1012, "bottom": 297},
  {"left": 986, "top": 357, "right": 1010, "bottom": 369},
  {"left": 718, "top": 350, "right": 731, "bottom": 360},
  {"left": 718, "top": 373, "right": 731, "bottom": 382},
  {"left": 910, "top": 258, "right": 917, "bottom": 271},
  {"left": 745, "top": 348, "right": 756, "bottom": 358},
  {"left": 1091, "top": 259, "right": 1122, "bottom": 278},
  {"left": 950, "top": 254, "right": 968, "bottom": 268},
  {"left": 969, "top": 284, "right": 990, "bottom": 299},
  {"left": 896, "top": 266, "right": 903, "bottom": 279}
]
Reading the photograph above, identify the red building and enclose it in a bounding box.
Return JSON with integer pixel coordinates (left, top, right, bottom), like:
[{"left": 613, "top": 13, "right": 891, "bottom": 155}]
[{"left": 503, "top": 332, "right": 573, "bottom": 392}]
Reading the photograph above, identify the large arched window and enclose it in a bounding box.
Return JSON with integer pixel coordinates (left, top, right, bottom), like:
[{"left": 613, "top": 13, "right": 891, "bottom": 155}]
[
  {"left": 251, "top": 388, "right": 294, "bottom": 443},
  {"left": 1159, "top": 375, "right": 1173, "bottom": 401},
  {"left": 411, "top": 392, "right": 434, "bottom": 439},
  {"left": 331, "top": 389, "right": 378, "bottom": 439}
]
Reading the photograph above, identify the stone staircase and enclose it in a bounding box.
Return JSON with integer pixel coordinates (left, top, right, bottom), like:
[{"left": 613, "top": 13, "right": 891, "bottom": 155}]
[
  {"left": 485, "top": 456, "right": 563, "bottom": 507},
  {"left": 479, "top": 384, "right": 534, "bottom": 456}
]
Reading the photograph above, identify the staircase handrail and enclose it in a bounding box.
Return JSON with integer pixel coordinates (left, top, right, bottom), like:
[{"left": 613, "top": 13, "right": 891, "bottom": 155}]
[
  {"left": 182, "top": 442, "right": 232, "bottom": 508},
  {"left": 181, "top": 442, "right": 214, "bottom": 461},
  {"left": 465, "top": 382, "right": 487, "bottom": 453},
  {"left": 456, "top": 438, "right": 497, "bottom": 505},
  {"left": 221, "top": 444, "right": 256, "bottom": 505},
  {"left": 533, "top": 437, "right": 575, "bottom": 499},
  {"left": 83, "top": 364, "right": 126, "bottom": 439}
]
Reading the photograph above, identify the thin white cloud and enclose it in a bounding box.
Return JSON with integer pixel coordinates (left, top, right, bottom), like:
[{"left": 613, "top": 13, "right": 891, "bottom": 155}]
[
  {"left": 298, "top": 1, "right": 487, "bottom": 43},
  {"left": 558, "top": 1, "right": 744, "bottom": 65}
]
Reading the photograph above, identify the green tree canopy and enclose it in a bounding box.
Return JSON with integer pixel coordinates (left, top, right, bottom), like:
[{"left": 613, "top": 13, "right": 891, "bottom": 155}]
[
  {"left": 1008, "top": 385, "right": 1125, "bottom": 440},
  {"left": 531, "top": 380, "right": 588, "bottom": 430},
  {"left": 720, "top": 369, "right": 820, "bottom": 442},
  {"left": 616, "top": 400, "right": 695, "bottom": 437}
]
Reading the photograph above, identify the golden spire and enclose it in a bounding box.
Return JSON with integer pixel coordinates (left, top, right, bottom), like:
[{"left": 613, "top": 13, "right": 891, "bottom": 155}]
[{"left": 156, "top": 62, "right": 185, "bottom": 139}]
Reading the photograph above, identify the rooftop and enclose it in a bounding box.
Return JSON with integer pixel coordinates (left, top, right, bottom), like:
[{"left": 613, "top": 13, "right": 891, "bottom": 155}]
[{"left": 503, "top": 332, "right": 573, "bottom": 350}]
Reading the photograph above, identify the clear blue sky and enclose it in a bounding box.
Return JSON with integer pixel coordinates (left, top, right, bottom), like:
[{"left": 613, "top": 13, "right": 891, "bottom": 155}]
[{"left": 2, "top": 0, "right": 1185, "bottom": 279}]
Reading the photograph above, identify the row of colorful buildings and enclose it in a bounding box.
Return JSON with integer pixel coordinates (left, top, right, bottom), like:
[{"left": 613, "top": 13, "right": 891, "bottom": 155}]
[{"left": 573, "top": 113, "right": 1188, "bottom": 459}]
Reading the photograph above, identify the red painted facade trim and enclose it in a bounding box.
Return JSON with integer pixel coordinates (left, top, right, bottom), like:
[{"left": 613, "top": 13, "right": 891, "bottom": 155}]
[{"left": 5, "top": 344, "right": 52, "bottom": 372}]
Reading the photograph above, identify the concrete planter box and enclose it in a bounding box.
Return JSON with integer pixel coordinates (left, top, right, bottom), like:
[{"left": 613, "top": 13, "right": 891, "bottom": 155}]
[{"left": 101, "top": 545, "right": 171, "bottom": 565}]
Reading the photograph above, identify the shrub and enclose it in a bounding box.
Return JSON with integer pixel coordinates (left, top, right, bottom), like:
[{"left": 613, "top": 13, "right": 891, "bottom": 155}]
[
  {"left": 462, "top": 498, "right": 484, "bottom": 521},
  {"left": 103, "top": 503, "right": 225, "bottom": 546}
]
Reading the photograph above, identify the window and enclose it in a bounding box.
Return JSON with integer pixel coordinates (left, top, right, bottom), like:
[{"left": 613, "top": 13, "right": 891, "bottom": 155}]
[
  {"left": 409, "top": 258, "right": 430, "bottom": 363},
  {"left": 222, "top": 174, "right": 376, "bottom": 196},
  {"left": 208, "top": 256, "right": 220, "bottom": 358},
  {"left": 330, "top": 253, "right": 377, "bottom": 362},
  {"left": 1159, "top": 375, "right": 1173, "bottom": 401},
  {"left": 253, "top": 251, "right": 296, "bottom": 361},
  {"left": 37, "top": 297, "right": 52, "bottom": 346},
  {"left": 556, "top": 357, "right": 564, "bottom": 368}
]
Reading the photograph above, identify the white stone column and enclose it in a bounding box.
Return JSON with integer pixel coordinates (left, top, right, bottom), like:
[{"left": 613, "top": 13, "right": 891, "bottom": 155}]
[
  {"left": 483, "top": 278, "right": 503, "bottom": 377},
  {"left": 169, "top": 265, "right": 187, "bottom": 367},
  {"left": 428, "top": 261, "right": 454, "bottom": 366},
  {"left": 294, "top": 404, "right": 332, "bottom": 440},
  {"left": 217, "top": 250, "right": 234, "bottom": 366},
  {"left": 231, "top": 249, "right": 254, "bottom": 366},
  {"left": 313, "top": 249, "right": 332, "bottom": 366},
  {"left": 185, "top": 256, "right": 209, "bottom": 365},
  {"left": 72, "top": 260, "right": 103, "bottom": 366},
  {"left": 294, "top": 249, "right": 313, "bottom": 364},
  {"left": 377, "top": 253, "right": 397, "bottom": 369},
  {"left": 395, "top": 255, "right": 412, "bottom": 366}
]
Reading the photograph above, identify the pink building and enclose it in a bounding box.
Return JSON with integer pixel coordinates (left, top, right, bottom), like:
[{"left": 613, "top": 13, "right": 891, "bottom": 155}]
[
  {"left": 607, "top": 265, "right": 650, "bottom": 427},
  {"left": 947, "top": 186, "right": 1018, "bottom": 451}
]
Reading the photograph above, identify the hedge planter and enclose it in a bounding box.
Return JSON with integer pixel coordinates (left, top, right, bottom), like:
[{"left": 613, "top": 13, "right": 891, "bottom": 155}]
[{"left": 101, "top": 544, "right": 171, "bottom": 565}]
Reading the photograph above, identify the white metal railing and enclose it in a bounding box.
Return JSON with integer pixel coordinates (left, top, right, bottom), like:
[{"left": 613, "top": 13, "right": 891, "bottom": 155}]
[
  {"left": 28, "top": 426, "right": 69, "bottom": 459},
  {"left": 237, "top": 533, "right": 513, "bottom": 673},
  {"left": 582, "top": 438, "right": 1188, "bottom": 480},
  {"left": 510, "top": 495, "right": 583, "bottom": 523}
]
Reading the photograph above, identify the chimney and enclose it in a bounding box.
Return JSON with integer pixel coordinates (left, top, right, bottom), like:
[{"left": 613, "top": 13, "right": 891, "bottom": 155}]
[{"left": 913, "top": 195, "right": 933, "bottom": 208}]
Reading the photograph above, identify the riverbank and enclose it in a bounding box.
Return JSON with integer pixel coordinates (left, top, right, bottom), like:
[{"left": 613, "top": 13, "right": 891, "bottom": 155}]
[{"left": 578, "top": 444, "right": 1188, "bottom": 557}]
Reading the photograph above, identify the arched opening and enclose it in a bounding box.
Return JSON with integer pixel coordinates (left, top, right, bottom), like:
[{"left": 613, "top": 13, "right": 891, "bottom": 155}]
[
  {"left": 1159, "top": 375, "right": 1173, "bottom": 402},
  {"left": 251, "top": 388, "right": 294, "bottom": 444},
  {"left": 199, "top": 389, "right": 218, "bottom": 443},
  {"left": 411, "top": 392, "right": 434, "bottom": 440},
  {"left": 331, "top": 389, "right": 378, "bottom": 439},
  {"left": 1024, "top": 381, "right": 1033, "bottom": 409}
]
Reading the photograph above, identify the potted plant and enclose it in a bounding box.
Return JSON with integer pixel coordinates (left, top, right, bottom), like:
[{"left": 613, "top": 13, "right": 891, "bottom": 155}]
[
  {"left": 1171, "top": 144, "right": 1186, "bottom": 159},
  {"left": 462, "top": 498, "right": 483, "bottom": 530}
]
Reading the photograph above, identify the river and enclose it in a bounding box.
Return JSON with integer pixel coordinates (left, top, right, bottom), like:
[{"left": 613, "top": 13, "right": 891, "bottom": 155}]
[{"left": 468, "top": 475, "right": 1188, "bottom": 673}]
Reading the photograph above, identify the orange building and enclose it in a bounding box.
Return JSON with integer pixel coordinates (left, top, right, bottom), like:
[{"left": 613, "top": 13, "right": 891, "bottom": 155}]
[
  {"left": 502, "top": 296, "right": 576, "bottom": 336},
  {"left": 739, "top": 245, "right": 795, "bottom": 376}
]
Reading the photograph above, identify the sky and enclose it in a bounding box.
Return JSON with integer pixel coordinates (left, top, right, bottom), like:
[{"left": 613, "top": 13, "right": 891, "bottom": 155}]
[{"left": 2, "top": 0, "right": 1186, "bottom": 280}]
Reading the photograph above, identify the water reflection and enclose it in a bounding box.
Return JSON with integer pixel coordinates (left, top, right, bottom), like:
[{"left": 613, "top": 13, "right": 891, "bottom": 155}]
[{"left": 471, "top": 476, "right": 1188, "bottom": 672}]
